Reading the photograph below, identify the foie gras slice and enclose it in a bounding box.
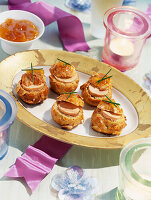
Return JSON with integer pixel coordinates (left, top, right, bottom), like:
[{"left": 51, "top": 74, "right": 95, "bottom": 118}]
[
  {"left": 101, "top": 110, "right": 121, "bottom": 120},
  {"left": 58, "top": 101, "right": 80, "bottom": 117},
  {"left": 54, "top": 73, "right": 77, "bottom": 83},
  {"left": 88, "top": 85, "right": 108, "bottom": 97}
]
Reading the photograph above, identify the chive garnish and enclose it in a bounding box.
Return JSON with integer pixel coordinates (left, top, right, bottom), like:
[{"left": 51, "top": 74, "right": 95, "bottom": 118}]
[
  {"left": 97, "top": 69, "right": 112, "bottom": 83},
  {"left": 63, "top": 90, "right": 77, "bottom": 99},
  {"left": 105, "top": 95, "right": 112, "bottom": 102},
  {"left": 99, "top": 75, "right": 112, "bottom": 81},
  {"left": 102, "top": 100, "right": 120, "bottom": 106},
  {"left": 22, "top": 69, "right": 43, "bottom": 71},
  {"left": 57, "top": 58, "right": 71, "bottom": 66},
  {"left": 102, "top": 95, "right": 120, "bottom": 107},
  {"left": 31, "top": 63, "right": 33, "bottom": 82},
  {"left": 22, "top": 63, "right": 43, "bottom": 82}
]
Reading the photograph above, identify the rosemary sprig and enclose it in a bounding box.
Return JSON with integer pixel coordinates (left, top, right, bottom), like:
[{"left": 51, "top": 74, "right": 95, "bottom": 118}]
[
  {"left": 97, "top": 69, "right": 112, "bottom": 83},
  {"left": 22, "top": 63, "right": 43, "bottom": 82},
  {"left": 63, "top": 90, "right": 77, "bottom": 99},
  {"left": 102, "top": 95, "right": 120, "bottom": 107},
  {"left": 57, "top": 58, "right": 71, "bottom": 66}
]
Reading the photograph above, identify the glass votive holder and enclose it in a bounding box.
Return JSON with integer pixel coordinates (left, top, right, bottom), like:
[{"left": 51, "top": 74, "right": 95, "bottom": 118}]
[
  {"left": 116, "top": 138, "right": 151, "bottom": 200},
  {"left": 0, "top": 89, "right": 17, "bottom": 159},
  {"left": 102, "top": 6, "right": 151, "bottom": 71}
]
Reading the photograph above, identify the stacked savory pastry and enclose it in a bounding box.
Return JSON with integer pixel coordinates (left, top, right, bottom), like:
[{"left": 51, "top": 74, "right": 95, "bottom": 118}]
[
  {"left": 80, "top": 70, "right": 112, "bottom": 106},
  {"left": 16, "top": 59, "right": 127, "bottom": 136},
  {"left": 16, "top": 66, "right": 49, "bottom": 104},
  {"left": 51, "top": 93, "right": 84, "bottom": 130},
  {"left": 49, "top": 58, "right": 79, "bottom": 94},
  {"left": 91, "top": 97, "right": 127, "bottom": 135}
]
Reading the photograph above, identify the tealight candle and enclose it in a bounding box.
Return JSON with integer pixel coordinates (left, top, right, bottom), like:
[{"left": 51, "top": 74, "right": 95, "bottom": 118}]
[
  {"left": 109, "top": 38, "right": 134, "bottom": 57},
  {"left": 102, "top": 6, "right": 151, "bottom": 71}
]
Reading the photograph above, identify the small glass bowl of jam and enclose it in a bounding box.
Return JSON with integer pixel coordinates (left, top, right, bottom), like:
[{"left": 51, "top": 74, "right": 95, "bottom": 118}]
[{"left": 0, "top": 10, "right": 45, "bottom": 55}]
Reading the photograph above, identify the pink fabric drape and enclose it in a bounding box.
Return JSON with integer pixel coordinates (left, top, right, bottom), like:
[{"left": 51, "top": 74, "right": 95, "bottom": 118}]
[{"left": 8, "top": 0, "right": 90, "bottom": 52}]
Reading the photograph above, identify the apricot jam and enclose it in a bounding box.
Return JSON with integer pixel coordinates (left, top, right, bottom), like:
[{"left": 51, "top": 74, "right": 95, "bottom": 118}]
[
  {"left": 26, "top": 69, "right": 44, "bottom": 75},
  {"left": 0, "top": 18, "right": 39, "bottom": 42}
]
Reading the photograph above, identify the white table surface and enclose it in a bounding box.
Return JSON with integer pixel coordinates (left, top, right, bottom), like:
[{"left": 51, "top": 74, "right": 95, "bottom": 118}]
[{"left": 0, "top": 0, "right": 151, "bottom": 200}]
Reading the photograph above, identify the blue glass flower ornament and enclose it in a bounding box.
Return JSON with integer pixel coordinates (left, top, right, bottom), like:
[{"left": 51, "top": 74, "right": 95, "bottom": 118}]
[
  {"left": 144, "top": 73, "right": 151, "bottom": 91},
  {"left": 122, "top": 0, "right": 136, "bottom": 6},
  {"left": 51, "top": 166, "right": 98, "bottom": 200},
  {"left": 65, "top": 0, "right": 91, "bottom": 12}
]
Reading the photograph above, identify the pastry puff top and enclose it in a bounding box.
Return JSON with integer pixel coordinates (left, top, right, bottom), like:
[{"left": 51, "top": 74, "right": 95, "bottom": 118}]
[
  {"left": 57, "top": 93, "right": 84, "bottom": 107},
  {"left": 21, "top": 70, "right": 46, "bottom": 90},
  {"left": 97, "top": 99, "right": 124, "bottom": 114},
  {"left": 81, "top": 72, "right": 112, "bottom": 91},
  {"left": 50, "top": 60, "right": 75, "bottom": 78}
]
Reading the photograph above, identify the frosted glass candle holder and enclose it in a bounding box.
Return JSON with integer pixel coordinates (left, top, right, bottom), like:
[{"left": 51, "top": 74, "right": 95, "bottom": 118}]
[
  {"left": 102, "top": 6, "right": 151, "bottom": 71},
  {"left": 0, "top": 90, "right": 17, "bottom": 159},
  {"left": 116, "top": 138, "right": 151, "bottom": 200}
]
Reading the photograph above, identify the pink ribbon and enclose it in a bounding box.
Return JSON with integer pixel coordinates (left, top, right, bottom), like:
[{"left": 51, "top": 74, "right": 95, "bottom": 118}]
[
  {"left": 146, "top": 3, "right": 151, "bottom": 18},
  {"left": 5, "top": 136, "right": 72, "bottom": 192},
  {"left": 8, "top": 0, "right": 90, "bottom": 52}
]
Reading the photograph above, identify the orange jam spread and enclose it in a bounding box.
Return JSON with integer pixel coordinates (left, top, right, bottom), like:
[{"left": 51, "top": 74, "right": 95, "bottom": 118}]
[
  {"left": 26, "top": 69, "right": 44, "bottom": 75},
  {"left": 0, "top": 18, "right": 39, "bottom": 42}
]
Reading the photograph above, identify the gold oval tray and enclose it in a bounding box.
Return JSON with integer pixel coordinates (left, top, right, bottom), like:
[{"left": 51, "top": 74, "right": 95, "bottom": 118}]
[{"left": 0, "top": 49, "right": 151, "bottom": 149}]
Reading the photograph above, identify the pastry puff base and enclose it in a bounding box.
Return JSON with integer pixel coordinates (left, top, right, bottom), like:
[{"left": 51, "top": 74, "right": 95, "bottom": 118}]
[
  {"left": 81, "top": 83, "right": 112, "bottom": 107},
  {"left": 91, "top": 109, "right": 126, "bottom": 135},
  {"left": 16, "top": 80, "right": 49, "bottom": 104},
  {"left": 49, "top": 72, "right": 79, "bottom": 94},
  {"left": 51, "top": 102, "right": 84, "bottom": 130}
]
